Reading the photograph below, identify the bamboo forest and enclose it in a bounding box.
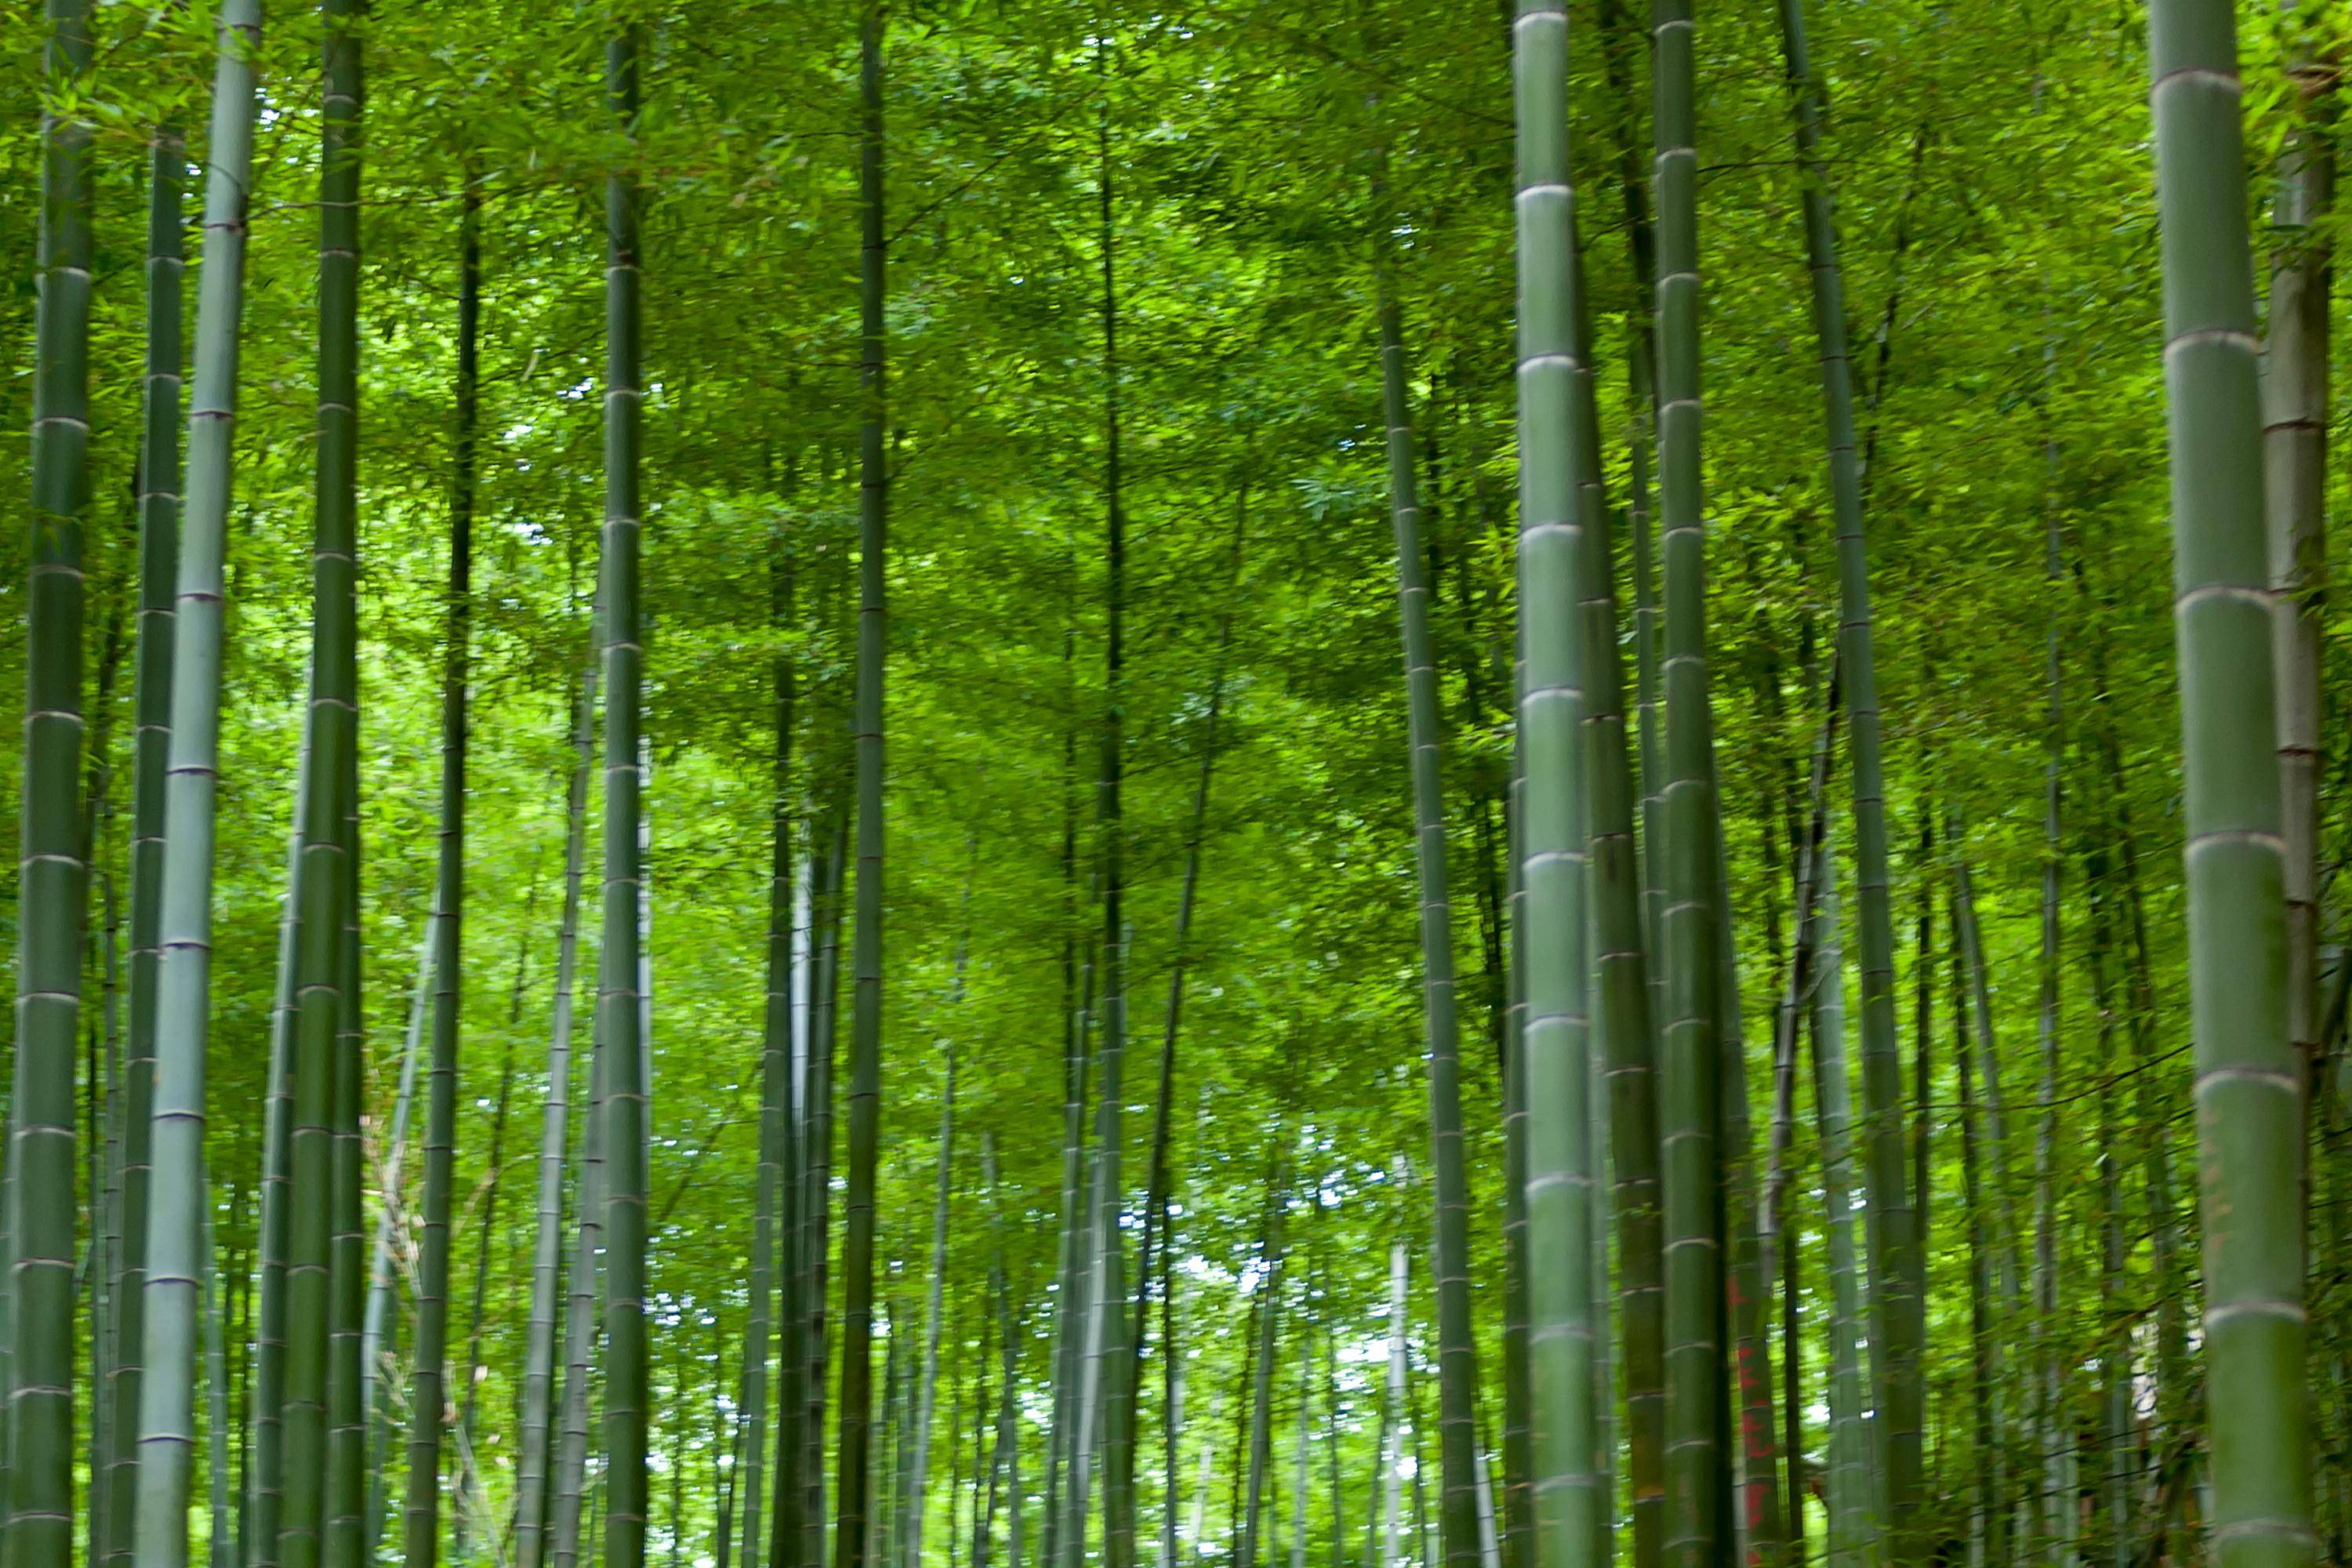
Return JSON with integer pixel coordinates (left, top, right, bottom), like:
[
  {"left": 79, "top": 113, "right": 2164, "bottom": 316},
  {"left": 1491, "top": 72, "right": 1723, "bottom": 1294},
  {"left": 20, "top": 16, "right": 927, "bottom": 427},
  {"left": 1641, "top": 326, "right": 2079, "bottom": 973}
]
[{"left": 7, "top": 0, "right": 2351, "bottom": 1564}]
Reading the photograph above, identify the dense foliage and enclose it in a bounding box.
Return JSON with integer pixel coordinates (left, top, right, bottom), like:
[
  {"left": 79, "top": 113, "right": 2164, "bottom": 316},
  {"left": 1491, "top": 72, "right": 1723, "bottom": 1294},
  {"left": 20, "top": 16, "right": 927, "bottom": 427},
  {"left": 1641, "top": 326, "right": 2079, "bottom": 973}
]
[{"left": 0, "top": 0, "right": 2343, "bottom": 1566}]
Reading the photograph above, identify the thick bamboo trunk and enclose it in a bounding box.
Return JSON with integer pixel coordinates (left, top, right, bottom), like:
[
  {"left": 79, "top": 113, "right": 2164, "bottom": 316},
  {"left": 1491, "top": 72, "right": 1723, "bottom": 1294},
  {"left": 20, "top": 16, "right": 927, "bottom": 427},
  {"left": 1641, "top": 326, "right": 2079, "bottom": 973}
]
[
  {"left": 132, "top": 5, "right": 262, "bottom": 1559},
  {"left": 2149, "top": 3, "right": 2313, "bottom": 1548},
  {"left": 1505, "top": 12, "right": 1605, "bottom": 1568},
  {"left": 13, "top": 0, "right": 96, "bottom": 1548}
]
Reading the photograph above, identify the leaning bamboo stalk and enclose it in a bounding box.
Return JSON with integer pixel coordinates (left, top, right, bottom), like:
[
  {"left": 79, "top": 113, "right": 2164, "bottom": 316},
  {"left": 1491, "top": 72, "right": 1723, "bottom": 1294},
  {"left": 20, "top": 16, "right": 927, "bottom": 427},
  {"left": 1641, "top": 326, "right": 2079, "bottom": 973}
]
[
  {"left": 1126, "top": 483, "right": 1248, "bottom": 1462},
  {"left": 1771, "top": 0, "right": 1924, "bottom": 1545},
  {"left": 132, "top": 2, "right": 263, "bottom": 1561}
]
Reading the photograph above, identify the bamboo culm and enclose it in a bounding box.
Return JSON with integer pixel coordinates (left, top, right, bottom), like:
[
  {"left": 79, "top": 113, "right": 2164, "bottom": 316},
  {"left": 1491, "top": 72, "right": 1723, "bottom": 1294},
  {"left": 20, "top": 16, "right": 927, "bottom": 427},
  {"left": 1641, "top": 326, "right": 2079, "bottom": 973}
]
[
  {"left": 834, "top": 16, "right": 892, "bottom": 1568},
  {"left": 132, "top": 2, "right": 262, "bottom": 1563},
  {"left": 105, "top": 107, "right": 187, "bottom": 1568},
  {"left": 2147, "top": 2, "right": 2315, "bottom": 1563},
  {"left": 14, "top": 2, "right": 96, "bottom": 1559}
]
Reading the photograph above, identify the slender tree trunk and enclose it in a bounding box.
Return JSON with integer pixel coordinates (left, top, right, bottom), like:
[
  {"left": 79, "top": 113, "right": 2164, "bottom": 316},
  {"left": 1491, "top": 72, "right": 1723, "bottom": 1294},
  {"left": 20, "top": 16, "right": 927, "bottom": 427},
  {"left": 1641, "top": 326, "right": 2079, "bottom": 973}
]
[
  {"left": 835, "top": 15, "right": 891, "bottom": 1567},
  {"left": 2082, "top": 817, "right": 2136, "bottom": 1568},
  {"left": 363, "top": 931, "right": 432, "bottom": 1555},
  {"left": 804, "top": 821, "right": 849, "bottom": 1568},
  {"left": 2033, "top": 379, "right": 2070, "bottom": 1568},
  {"left": 1382, "top": 1236, "right": 1408, "bottom": 1568},
  {"left": 454, "top": 900, "right": 529, "bottom": 1565},
  {"left": 977, "top": 1138, "right": 1019, "bottom": 1568},
  {"left": 107, "top": 107, "right": 186, "bottom": 1568},
  {"left": 520, "top": 630, "right": 601, "bottom": 1568},
  {"left": 325, "top": 735, "right": 365, "bottom": 1568},
  {"left": 721, "top": 1355, "right": 747, "bottom": 1568},
  {"left": 1126, "top": 488, "right": 1247, "bottom": 1504},
  {"left": 1766, "top": 692, "right": 1837, "bottom": 1568},
  {"left": 281, "top": 9, "right": 366, "bottom": 1559},
  {"left": 1650, "top": 0, "right": 1733, "bottom": 1555},
  {"left": 597, "top": 30, "right": 654, "bottom": 1568},
  {"left": 1371, "top": 123, "right": 1483, "bottom": 1568},
  {"left": 1090, "top": 54, "right": 1137, "bottom": 1568},
  {"left": 1591, "top": 17, "right": 1669, "bottom": 1537},
  {"left": 2268, "top": 0, "right": 2335, "bottom": 1128},
  {"left": 1770, "top": 6, "right": 1922, "bottom": 1553},
  {"left": 752, "top": 520, "right": 800, "bottom": 1568},
  {"left": 1236, "top": 1167, "right": 1288, "bottom": 1568},
  {"left": 909, "top": 1056, "right": 959, "bottom": 1567},
  {"left": 1291, "top": 1338, "right": 1311, "bottom": 1568},
  {"left": 206, "top": 1156, "right": 237, "bottom": 1568},
  {"left": 1958, "top": 968, "right": 1994, "bottom": 1568},
  {"left": 1805, "top": 829, "right": 1867, "bottom": 1568},
  {"left": 550, "top": 1013, "right": 611, "bottom": 1568},
  {"left": 1910, "top": 812, "right": 1933, "bottom": 1273},
  {"left": 402, "top": 113, "right": 472, "bottom": 1568},
  {"left": 12, "top": 0, "right": 95, "bottom": 1546},
  {"left": 132, "top": 3, "right": 261, "bottom": 1559}
]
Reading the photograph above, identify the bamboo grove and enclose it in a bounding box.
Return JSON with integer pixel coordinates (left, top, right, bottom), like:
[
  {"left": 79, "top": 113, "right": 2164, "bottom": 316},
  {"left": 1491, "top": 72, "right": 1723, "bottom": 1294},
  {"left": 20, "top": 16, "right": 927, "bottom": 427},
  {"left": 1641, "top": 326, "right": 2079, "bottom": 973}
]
[{"left": 2, "top": 0, "right": 2349, "bottom": 1565}]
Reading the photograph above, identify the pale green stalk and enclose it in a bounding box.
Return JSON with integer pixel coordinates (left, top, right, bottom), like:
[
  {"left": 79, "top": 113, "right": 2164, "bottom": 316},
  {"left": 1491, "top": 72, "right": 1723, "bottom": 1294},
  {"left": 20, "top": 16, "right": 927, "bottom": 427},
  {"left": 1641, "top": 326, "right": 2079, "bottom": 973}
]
[{"left": 133, "top": 4, "right": 262, "bottom": 1563}]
